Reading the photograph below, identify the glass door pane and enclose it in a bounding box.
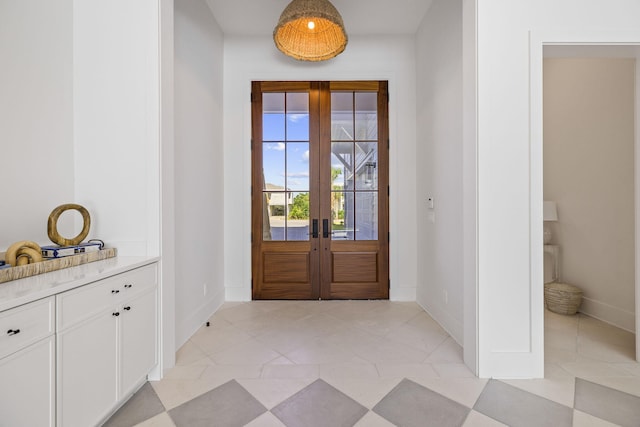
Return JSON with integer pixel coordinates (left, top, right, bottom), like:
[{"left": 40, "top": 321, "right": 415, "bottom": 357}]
[
  {"left": 330, "top": 91, "right": 378, "bottom": 241},
  {"left": 262, "top": 92, "right": 310, "bottom": 241}
]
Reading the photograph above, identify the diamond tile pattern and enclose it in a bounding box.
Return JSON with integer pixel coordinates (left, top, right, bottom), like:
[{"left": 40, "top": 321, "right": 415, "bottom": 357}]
[
  {"left": 473, "top": 380, "right": 573, "bottom": 427},
  {"left": 271, "top": 379, "right": 368, "bottom": 427},
  {"left": 101, "top": 302, "right": 640, "bottom": 427},
  {"left": 103, "top": 383, "right": 166, "bottom": 427},
  {"left": 373, "top": 378, "right": 470, "bottom": 427},
  {"left": 574, "top": 378, "right": 640, "bottom": 427},
  {"left": 168, "top": 380, "right": 266, "bottom": 427}
]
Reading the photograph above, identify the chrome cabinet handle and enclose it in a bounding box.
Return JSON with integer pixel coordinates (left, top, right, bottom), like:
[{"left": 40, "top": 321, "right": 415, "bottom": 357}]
[
  {"left": 7, "top": 329, "right": 20, "bottom": 336},
  {"left": 112, "top": 290, "right": 120, "bottom": 294}
]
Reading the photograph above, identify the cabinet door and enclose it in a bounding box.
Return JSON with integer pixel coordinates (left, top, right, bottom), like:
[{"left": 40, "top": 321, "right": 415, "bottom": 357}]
[
  {"left": 0, "top": 336, "right": 55, "bottom": 427},
  {"left": 120, "top": 287, "right": 157, "bottom": 396},
  {"left": 58, "top": 310, "right": 118, "bottom": 427}
]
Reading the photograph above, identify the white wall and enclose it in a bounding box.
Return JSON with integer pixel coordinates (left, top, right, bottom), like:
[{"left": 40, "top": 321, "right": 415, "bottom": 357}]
[
  {"left": 544, "top": 58, "right": 635, "bottom": 332},
  {"left": 73, "top": 0, "right": 161, "bottom": 257},
  {"left": 415, "top": 0, "right": 465, "bottom": 344},
  {"left": 0, "top": 0, "right": 75, "bottom": 250},
  {"left": 477, "top": 0, "right": 640, "bottom": 378},
  {"left": 174, "top": 0, "right": 225, "bottom": 347},
  {"left": 223, "top": 35, "right": 418, "bottom": 301}
]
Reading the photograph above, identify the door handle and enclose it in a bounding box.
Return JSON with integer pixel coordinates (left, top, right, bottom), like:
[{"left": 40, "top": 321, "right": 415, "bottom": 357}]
[
  {"left": 323, "top": 219, "right": 329, "bottom": 238},
  {"left": 312, "top": 219, "right": 319, "bottom": 238}
]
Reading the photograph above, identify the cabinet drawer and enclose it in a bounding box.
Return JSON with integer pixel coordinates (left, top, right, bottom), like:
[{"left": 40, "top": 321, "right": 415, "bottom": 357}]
[
  {"left": 57, "top": 264, "right": 157, "bottom": 330},
  {"left": 0, "top": 297, "right": 54, "bottom": 359}
]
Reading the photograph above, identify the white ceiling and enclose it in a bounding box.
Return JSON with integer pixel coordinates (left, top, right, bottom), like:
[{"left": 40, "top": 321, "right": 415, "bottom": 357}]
[{"left": 205, "top": 0, "right": 434, "bottom": 36}]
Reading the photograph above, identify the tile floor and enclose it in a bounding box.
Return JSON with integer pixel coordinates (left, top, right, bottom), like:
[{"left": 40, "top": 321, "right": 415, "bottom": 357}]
[{"left": 103, "top": 301, "right": 640, "bottom": 427}]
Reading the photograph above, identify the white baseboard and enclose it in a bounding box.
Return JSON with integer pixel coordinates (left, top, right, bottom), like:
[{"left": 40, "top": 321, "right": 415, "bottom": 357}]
[
  {"left": 579, "top": 296, "right": 636, "bottom": 333},
  {"left": 175, "top": 287, "right": 225, "bottom": 349},
  {"left": 225, "top": 286, "right": 251, "bottom": 301},
  {"left": 390, "top": 285, "right": 416, "bottom": 301},
  {"left": 416, "top": 298, "right": 464, "bottom": 346}
]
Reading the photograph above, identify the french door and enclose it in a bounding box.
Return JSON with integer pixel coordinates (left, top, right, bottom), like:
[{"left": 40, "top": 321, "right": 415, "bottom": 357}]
[{"left": 251, "top": 81, "right": 389, "bottom": 300}]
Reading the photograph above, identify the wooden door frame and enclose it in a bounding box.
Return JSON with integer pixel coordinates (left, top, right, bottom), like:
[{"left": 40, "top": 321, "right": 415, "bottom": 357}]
[{"left": 251, "top": 80, "right": 389, "bottom": 300}]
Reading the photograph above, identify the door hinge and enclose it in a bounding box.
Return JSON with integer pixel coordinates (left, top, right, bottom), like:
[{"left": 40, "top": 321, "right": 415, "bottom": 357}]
[
  {"left": 387, "top": 186, "right": 390, "bottom": 196},
  {"left": 251, "top": 232, "right": 253, "bottom": 243},
  {"left": 251, "top": 138, "right": 254, "bottom": 150},
  {"left": 388, "top": 279, "right": 390, "bottom": 289},
  {"left": 387, "top": 138, "right": 390, "bottom": 150},
  {"left": 388, "top": 231, "right": 390, "bottom": 242}
]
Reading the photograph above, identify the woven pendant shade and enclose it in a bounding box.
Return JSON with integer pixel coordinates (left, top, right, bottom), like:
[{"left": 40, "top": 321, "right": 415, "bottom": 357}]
[{"left": 274, "top": 0, "right": 348, "bottom": 62}]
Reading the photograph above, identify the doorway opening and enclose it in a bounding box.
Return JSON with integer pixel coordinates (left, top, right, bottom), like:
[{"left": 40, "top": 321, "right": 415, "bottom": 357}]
[
  {"left": 542, "top": 45, "right": 638, "bottom": 363},
  {"left": 251, "top": 81, "right": 389, "bottom": 300}
]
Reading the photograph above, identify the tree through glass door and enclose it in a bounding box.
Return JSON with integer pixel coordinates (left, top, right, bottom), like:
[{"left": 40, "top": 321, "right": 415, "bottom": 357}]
[{"left": 252, "top": 81, "right": 389, "bottom": 300}]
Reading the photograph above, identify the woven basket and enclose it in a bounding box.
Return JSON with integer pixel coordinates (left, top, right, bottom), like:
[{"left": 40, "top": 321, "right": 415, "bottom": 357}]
[{"left": 544, "top": 282, "right": 582, "bottom": 315}]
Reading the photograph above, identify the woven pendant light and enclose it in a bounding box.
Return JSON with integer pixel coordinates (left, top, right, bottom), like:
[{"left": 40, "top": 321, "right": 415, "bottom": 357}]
[{"left": 274, "top": 0, "right": 348, "bottom": 62}]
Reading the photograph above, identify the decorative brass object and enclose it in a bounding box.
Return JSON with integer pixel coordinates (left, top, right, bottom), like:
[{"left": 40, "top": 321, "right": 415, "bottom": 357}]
[
  {"left": 5, "top": 241, "right": 43, "bottom": 266},
  {"left": 48, "top": 204, "right": 91, "bottom": 246}
]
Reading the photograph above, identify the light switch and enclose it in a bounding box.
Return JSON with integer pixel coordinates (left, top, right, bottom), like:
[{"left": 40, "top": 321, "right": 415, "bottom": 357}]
[{"left": 427, "top": 197, "right": 434, "bottom": 209}]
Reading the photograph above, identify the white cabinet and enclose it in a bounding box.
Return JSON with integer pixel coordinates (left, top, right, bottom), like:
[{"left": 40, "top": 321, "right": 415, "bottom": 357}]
[
  {"left": 0, "top": 297, "right": 55, "bottom": 427},
  {"left": 56, "top": 264, "right": 157, "bottom": 427}
]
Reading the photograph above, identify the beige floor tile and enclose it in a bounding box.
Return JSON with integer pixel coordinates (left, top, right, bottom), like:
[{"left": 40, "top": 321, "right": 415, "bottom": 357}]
[
  {"left": 324, "top": 377, "right": 402, "bottom": 409},
  {"left": 265, "top": 356, "right": 296, "bottom": 365},
  {"left": 559, "top": 362, "right": 635, "bottom": 380},
  {"left": 319, "top": 362, "right": 380, "bottom": 380},
  {"left": 376, "top": 363, "right": 439, "bottom": 379},
  {"left": 618, "top": 362, "right": 640, "bottom": 376},
  {"left": 189, "top": 322, "right": 254, "bottom": 356},
  {"left": 353, "top": 410, "right": 397, "bottom": 426},
  {"left": 209, "top": 338, "right": 282, "bottom": 365},
  {"left": 577, "top": 336, "right": 636, "bottom": 363},
  {"left": 161, "top": 364, "right": 208, "bottom": 381},
  {"left": 284, "top": 337, "right": 361, "bottom": 364},
  {"left": 174, "top": 340, "right": 211, "bottom": 366},
  {"left": 432, "top": 363, "right": 476, "bottom": 378},
  {"left": 244, "top": 411, "right": 287, "bottom": 427},
  {"left": 254, "top": 327, "right": 320, "bottom": 354},
  {"left": 426, "top": 337, "right": 464, "bottom": 363},
  {"left": 236, "top": 378, "right": 317, "bottom": 409},
  {"left": 135, "top": 411, "right": 176, "bottom": 427},
  {"left": 261, "top": 364, "right": 319, "bottom": 379},
  {"left": 463, "top": 410, "right": 508, "bottom": 426},
  {"left": 384, "top": 317, "right": 450, "bottom": 354},
  {"left": 572, "top": 410, "right": 620, "bottom": 427},
  {"left": 409, "top": 377, "right": 489, "bottom": 408}
]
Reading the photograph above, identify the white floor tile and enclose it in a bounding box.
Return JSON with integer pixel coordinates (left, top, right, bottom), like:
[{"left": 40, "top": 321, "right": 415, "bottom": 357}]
[
  {"left": 376, "top": 363, "right": 439, "bottom": 379},
  {"left": 261, "top": 363, "right": 319, "bottom": 379},
  {"left": 572, "top": 410, "right": 621, "bottom": 427},
  {"left": 463, "top": 410, "right": 508, "bottom": 426},
  {"left": 108, "top": 301, "right": 640, "bottom": 427},
  {"left": 244, "top": 411, "right": 287, "bottom": 427},
  {"left": 353, "top": 411, "right": 397, "bottom": 426}
]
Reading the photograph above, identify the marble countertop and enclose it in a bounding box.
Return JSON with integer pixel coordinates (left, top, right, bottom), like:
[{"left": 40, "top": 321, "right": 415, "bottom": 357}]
[{"left": 0, "top": 256, "right": 160, "bottom": 312}]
